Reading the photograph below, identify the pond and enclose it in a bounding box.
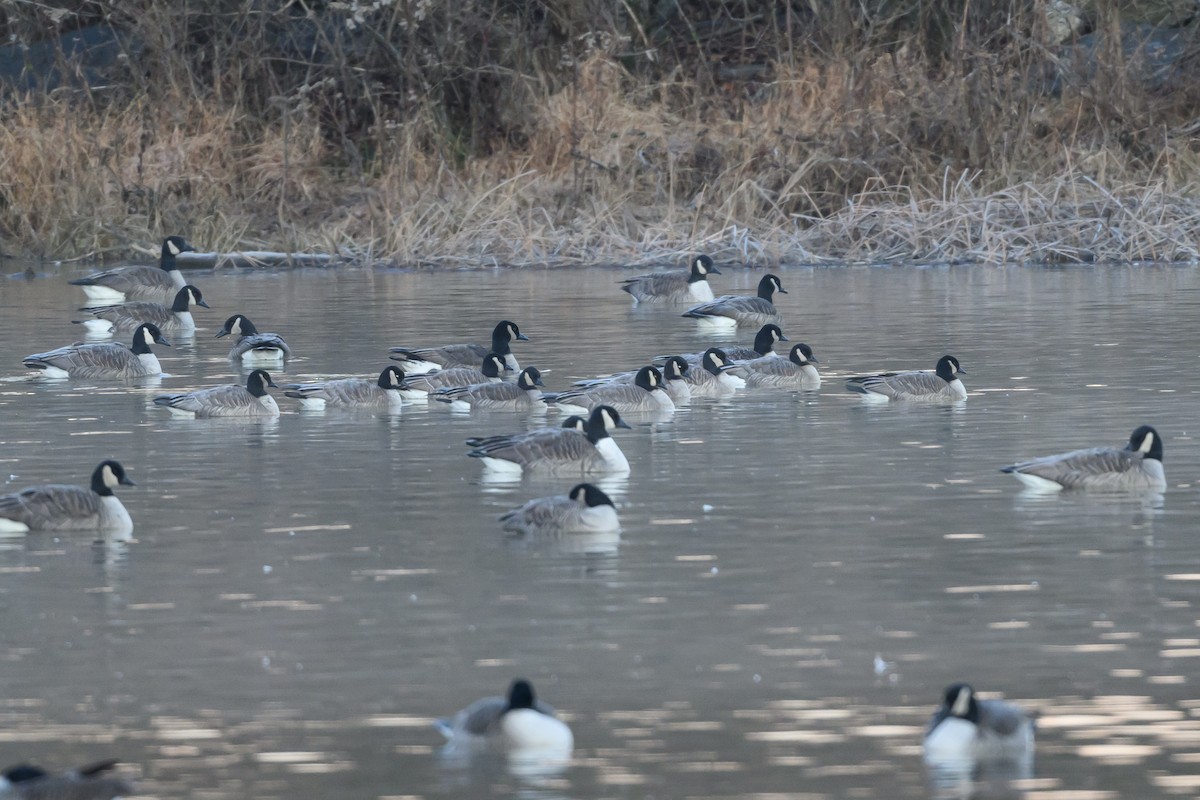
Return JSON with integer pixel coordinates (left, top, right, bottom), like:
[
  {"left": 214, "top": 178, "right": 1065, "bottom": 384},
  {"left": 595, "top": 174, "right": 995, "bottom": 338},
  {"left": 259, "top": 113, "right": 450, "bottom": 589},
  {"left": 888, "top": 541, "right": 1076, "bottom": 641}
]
[{"left": 1, "top": 260, "right": 1199, "bottom": 798}]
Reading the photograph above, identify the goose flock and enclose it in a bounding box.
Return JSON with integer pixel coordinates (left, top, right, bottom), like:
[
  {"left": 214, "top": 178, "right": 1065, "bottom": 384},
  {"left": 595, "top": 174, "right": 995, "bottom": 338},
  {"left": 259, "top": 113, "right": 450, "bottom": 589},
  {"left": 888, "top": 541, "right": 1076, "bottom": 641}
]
[{"left": 0, "top": 240, "right": 1174, "bottom": 791}]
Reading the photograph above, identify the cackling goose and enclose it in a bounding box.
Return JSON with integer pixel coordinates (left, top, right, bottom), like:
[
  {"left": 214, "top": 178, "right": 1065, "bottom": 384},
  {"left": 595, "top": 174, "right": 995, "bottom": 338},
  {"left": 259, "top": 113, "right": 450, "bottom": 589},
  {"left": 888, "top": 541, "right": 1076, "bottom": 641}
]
[
  {"left": 620, "top": 254, "right": 720, "bottom": 304},
  {"left": 467, "top": 405, "right": 631, "bottom": 475},
  {"left": 682, "top": 274, "right": 786, "bottom": 329},
  {"left": 0, "top": 461, "right": 136, "bottom": 535},
  {"left": 924, "top": 683, "right": 1034, "bottom": 764},
  {"left": 500, "top": 482, "right": 620, "bottom": 536},
  {"left": 23, "top": 323, "right": 170, "bottom": 379},
  {"left": 69, "top": 235, "right": 195, "bottom": 304},
  {"left": 397, "top": 353, "right": 505, "bottom": 401},
  {"left": 1000, "top": 425, "right": 1165, "bottom": 492},
  {"left": 845, "top": 355, "right": 966, "bottom": 402},
  {"left": 0, "top": 759, "right": 134, "bottom": 800},
  {"left": 574, "top": 357, "right": 692, "bottom": 405},
  {"left": 215, "top": 314, "right": 292, "bottom": 364},
  {"left": 682, "top": 348, "right": 745, "bottom": 397},
  {"left": 284, "top": 366, "right": 405, "bottom": 411},
  {"left": 435, "top": 679, "right": 573, "bottom": 753},
  {"left": 434, "top": 366, "right": 544, "bottom": 410},
  {"left": 546, "top": 366, "right": 674, "bottom": 413},
  {"left": 74, "top": 284, "right": 209, "bottom": 336},
  {"left": 153, "top": 369, "right": 280, "bottom": 418},
  {"left": 668, "top": 324, "right": 789, "bottom": 366},
  {"left": 745, "top": 343, "right": 820, "bottom": 388},
  {"left": 389, "top": 320, "right": 527, "bottom": 374}
]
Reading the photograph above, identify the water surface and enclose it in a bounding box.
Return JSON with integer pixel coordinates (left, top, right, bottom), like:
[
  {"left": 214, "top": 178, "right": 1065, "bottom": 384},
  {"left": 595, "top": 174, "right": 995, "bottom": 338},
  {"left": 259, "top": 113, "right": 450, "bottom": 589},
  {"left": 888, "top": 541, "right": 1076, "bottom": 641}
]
[{"left": 1, "top": 261, "right": 1199, "bottom": 798}]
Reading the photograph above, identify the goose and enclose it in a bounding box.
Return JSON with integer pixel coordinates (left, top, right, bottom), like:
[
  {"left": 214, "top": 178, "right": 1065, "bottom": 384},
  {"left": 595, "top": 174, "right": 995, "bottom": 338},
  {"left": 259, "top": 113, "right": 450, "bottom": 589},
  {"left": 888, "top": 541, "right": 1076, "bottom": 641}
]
[
  {"left": 0, "top": 461, "right": 136, "bottom": 535},
  {"left": 682, "top": 274, "right": 786, "bottom": 329},
  {"left": 284, "top": 366, "right": 405, "bottom": 411},
  {"left": 465, "top": 415, "right": 587, "bottom": 449},
  {"left": 396, "top": 353, "right": 505, "bottom": 401},
  {"left": 153, "top": 369, "right": 280, "bottom": 418},
  {"left": 68, "top": 235, "right": 195, "bottom": 304},
  {"left": 620, "top": 254, "right": 720, "bottom": 304},
  {"left": 500, "top": 483, "right": 620, "bottom": 536},
  {"left": 573, "top": 357, "right": 692, "bottom": 405},
  {"left": 845, "top": 355, "right": 966, "bottom": 402},
  {"left": 0, "top": 759, "right": 134, "bottom": 799},
  {"left": 435, "top": 679, "right": 573, "bottom": 754},
  {"left": 744, "top": 343, "right": 821, "bottom": 388},
  {"left": 467, "top": 405, "right": 631, "bottom": 474},
  {"left": 74, "top": 284, "right": 209, "bottom": 335},
  {"left": 924, "top": 683, "right": 1034, "bottom": 764},
  {"left": 666, "top": 324, "right": 788, "bottom": 366},
  {"left": 215, "top": 314, "right": 292, "bottom": 364},
  {"left": 389, "top": 320, "right": 528, "bottom": 374},
  {"left": 434, "top": 366, "right": 544, "bottom": 410},
  {"left": 1000, "top": 425, "right": 1165, "bottom": 492},
  {"left": 545, "top": 366, "right": 674, "bottom": 414},
  {"left": 23, "top": 323, "right": 170, "bottom": 379},
  {"left": 682, "top": 348, "right": 745, "bottom": 397}
]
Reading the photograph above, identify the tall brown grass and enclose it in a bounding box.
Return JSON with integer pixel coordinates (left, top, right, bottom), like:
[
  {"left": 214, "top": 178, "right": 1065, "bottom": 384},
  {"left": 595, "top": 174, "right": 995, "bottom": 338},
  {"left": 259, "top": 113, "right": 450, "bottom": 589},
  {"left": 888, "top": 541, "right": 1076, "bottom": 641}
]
[{"left": 2, "top": 2, "right": 1200, "bottom": 266}]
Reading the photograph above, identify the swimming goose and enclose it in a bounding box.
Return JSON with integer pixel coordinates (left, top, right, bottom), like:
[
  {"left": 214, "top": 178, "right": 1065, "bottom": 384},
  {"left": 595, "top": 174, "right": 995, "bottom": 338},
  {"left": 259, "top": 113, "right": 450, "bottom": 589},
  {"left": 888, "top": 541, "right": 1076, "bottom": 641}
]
[
  {"left": 1000, "top": 425, "right": 1165, "bottom": 492},
  {"left": 284, "top": 366, "right": 405, "bottom": 411},
  {"left": 546, "top": 366, "right": 674, "bottom": 413},
  {"left": 0, "top": 759, "right": 135, "bottom": 799},
  {"left": 745, "top": 343, "right": 821, "bottom": 388},
  {"left": 69, "top": 235, "right": 195, "bottom": 304},
  {"left": 436, "top": 679, "right": 573, "bottom": 753},
  {"left": 668, "top": 324, "right": 789, "bottom": 367},
  {"left": 23, "top": 323, "right": 170, "bottom": 379},
  {"left": 0, "top": 461, "right": 136, "bottom": 535},
  {"left": 467, "top": 405, "right": 631, "bottom": 474},
  {"left": 465, "top": 415, "right": 587, "bottom": 450},
  {"left": 682, "top": 274, "right": 786, "bottom": 329},
  {"left": 389, "top": 320, "right": 528, "bottom": 374},
  {"left": 396, "top": 353, "right": 505, "bottom": 401},
  {"left": 434, "top": 366, "right": 544, "bottom": 410},
  {"left": 215, "top": 314, "right": 292, "bottom": 364},
  {"left": 573, "top": 357, "right": 692, "bottom": 405},
  {"left": 501, "top": 483, "right": 620, "bottom": 536},
  {"left": 620, "top": 254, "right": 720, "bottom": 304},
  {"left": 682, "top": 348, "right": 744, "bottom": 397},
  {"left": 845, "top": 355, "right": 966, "bottom": 402},
  {"left": 924, "top": 683, "right": 1034, "bottom": 764},
  {"left": 74, "top": 284, "right": 209, "bottom": 335},
  {"left": 153, "top": 369, "right": 280, "bottom": 418}
]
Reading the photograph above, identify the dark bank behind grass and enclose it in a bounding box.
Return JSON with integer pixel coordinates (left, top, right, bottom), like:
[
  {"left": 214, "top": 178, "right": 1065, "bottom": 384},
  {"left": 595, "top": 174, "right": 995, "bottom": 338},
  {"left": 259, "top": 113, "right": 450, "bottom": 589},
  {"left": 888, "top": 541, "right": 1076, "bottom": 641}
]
[{"left": 3, "top": 1, "right": 1200, "bottom": 266}]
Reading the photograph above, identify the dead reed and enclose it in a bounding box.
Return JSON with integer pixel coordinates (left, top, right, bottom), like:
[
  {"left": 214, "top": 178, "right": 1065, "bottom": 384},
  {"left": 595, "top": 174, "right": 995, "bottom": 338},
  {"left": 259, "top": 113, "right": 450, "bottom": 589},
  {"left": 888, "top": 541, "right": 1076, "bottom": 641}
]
[{"left": 2, "top": 3, "right": 1200, "bottom": 267}]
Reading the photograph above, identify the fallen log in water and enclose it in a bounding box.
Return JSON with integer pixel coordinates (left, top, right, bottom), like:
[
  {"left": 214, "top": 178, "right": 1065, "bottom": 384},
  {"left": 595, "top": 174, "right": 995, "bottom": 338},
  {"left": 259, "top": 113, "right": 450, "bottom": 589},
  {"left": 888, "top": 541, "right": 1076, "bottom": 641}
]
[{"left": 175, "top": 250, "right": 343, "bottom": 270}]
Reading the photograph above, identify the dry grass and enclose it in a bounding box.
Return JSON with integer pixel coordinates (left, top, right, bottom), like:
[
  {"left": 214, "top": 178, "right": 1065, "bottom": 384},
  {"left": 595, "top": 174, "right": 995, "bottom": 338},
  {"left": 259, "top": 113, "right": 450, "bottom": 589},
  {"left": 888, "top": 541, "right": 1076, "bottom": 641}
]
[{"left": 3, "top": 37, "right": 1200, "bottom": 267}]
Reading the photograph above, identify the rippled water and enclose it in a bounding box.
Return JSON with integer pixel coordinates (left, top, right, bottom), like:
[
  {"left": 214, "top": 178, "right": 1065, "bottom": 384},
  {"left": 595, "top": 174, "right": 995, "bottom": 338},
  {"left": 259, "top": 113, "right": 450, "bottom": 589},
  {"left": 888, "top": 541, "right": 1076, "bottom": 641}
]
[{"left": 1, "top": 261, "right": 1200, "bottom": 798}]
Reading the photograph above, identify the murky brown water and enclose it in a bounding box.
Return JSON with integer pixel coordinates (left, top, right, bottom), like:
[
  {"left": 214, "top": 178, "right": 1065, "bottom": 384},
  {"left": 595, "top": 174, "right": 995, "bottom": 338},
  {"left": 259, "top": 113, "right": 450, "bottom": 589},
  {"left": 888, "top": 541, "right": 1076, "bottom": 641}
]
[{"left": 1, "top": 261, "right": 1199, "bottom": 798}]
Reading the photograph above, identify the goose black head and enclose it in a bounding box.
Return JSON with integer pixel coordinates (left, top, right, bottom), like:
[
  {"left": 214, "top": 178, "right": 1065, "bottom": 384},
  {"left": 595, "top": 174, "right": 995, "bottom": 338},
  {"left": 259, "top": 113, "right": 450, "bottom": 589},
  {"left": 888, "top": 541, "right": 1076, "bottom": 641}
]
[
  {"left": 935, "top": 355, "right": 964, "bottom": 382},
  {"left": 132, "top": 322, "right": 170, "bottom": 353},
  {"left": 757, "top": 273, "right": 786, "bottom": 299},
  {"left": 518, "top": 367, "right": 544, "bottom": 389},
  {"left": 701, "top": 348, "right": 732, "bottom": 375},
  {"left": 1127, "top": 425, "right": 1163, "bottom": 461},
  {"left": 506, "top": 678, "right": 537, "bottom": 711},
  {"left": 378, "top": 365, "right": 405, "bottom": 389},
  {"left": 494, "top": 320, "right": 529, "bottom": 344},
  {"left": 161, "top": 235, "right": 196, "bottom": 267},
  {"left": 663, "top": 356, "right": 689, "bottom": 379},
  {"left": 634, "top": 365, "right": 663, "bottom": 392},
  {"left": 481, "top": 353, "right": 506, "bottom": 379},
  {"left": 2, "top": 764, "right": 48, "bottom": 783},
  {"left": 940, "top": 683, "right": 980, "bottom": 722},
  {"left": 561, "top": 415, "right": 587, "bottom": 432},
  {"left": 587, "top": 405, "right": 631, "bottom": 440},
  {"left": 753, "top": 324, "right": 788, "bottom": 354},
  {"left": 689, "top": 254, "right": 720, "bottom": 281},
  {"left": 215, "top": 314, "right": 258, "bottom": 339},
  {"left": 246, "top": 369, "right": 278, "bottom": 397},
  {"left": 172, "top": 285, "right": 209, "bottom": 312},
  {"left": 789, "top": 343, "right": 818, "bottom": 365},
  {"left": 570, "top": 482, "right": 615, "bottom": 508},
  {"left": 92, "top": 460, "right": 135, "bottom": 496}
]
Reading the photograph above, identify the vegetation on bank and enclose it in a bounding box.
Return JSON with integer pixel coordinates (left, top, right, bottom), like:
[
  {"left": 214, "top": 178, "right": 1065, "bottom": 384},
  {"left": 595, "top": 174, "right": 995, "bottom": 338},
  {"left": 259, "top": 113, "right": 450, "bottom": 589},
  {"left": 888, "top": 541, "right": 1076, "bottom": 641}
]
[{"left": 2, "top": 1, "right": 1200, "bottom": 266}]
